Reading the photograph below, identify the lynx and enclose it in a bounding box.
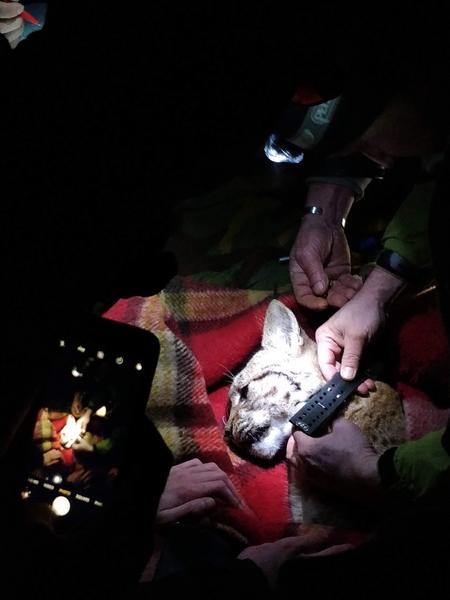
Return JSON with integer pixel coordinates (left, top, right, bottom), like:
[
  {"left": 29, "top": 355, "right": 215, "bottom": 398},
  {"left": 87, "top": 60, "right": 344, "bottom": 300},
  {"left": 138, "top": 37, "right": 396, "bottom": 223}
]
[{"left": 224, "top": 299, "right": 406, "bottom": 525}]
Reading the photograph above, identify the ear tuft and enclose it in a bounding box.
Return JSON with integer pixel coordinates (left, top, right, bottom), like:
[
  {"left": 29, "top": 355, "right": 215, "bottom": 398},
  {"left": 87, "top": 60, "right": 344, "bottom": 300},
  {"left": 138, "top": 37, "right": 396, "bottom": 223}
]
[{"left": 262, "top": 299, "right": 303, "bottom": 355}]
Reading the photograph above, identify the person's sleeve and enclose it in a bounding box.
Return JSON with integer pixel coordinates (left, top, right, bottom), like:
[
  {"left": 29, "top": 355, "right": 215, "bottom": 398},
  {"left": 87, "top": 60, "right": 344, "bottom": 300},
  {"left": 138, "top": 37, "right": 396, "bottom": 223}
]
[
  {"left": 378, "top": 426, "right": 450, "bottom": 500},
  {"left": 305, "top": 175, "right": 371, "bottom": 201},
  {"left": 381, "top": 180, "right": 434, "bottom": 269}
]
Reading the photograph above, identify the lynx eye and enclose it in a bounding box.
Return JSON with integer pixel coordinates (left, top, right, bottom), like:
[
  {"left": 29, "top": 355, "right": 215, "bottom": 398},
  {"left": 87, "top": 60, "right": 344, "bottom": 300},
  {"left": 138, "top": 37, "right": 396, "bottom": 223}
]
[{"left": 240, "top": 384, "right": 249, "bottom": 400}]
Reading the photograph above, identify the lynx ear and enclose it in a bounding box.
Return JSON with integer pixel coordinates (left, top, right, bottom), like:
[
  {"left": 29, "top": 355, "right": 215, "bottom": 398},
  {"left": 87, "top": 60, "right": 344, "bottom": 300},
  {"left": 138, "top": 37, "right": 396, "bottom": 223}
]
[{"left": 262, "top": 299, "right": 305, "bottom": 356}]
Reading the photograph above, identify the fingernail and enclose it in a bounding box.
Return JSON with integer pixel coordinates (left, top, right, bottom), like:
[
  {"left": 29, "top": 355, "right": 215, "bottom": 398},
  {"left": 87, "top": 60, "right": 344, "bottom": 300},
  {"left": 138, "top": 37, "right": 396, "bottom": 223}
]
[
  {"left": 313, "top": 282, "right": 326, "bottom": 294},
  {"left": 341, "top": 367, "right": 355, "bottom": 380}
]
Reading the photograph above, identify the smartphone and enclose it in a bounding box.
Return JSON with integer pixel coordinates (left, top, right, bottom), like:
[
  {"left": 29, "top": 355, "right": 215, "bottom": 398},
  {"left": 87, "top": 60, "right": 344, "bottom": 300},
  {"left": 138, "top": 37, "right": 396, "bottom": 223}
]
[{"left": 17, "top": 314, "right": 160, "bottom": 533}]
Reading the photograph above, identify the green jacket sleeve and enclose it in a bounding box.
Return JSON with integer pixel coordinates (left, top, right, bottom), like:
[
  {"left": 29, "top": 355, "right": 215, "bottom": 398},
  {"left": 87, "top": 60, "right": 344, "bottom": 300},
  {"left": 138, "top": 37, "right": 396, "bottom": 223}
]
[
  {"left": 378, "top": 428, "right": 450, "bottom": 500},
  {"left": 381, "top": 180, "right": 434, "bottom": 269}
]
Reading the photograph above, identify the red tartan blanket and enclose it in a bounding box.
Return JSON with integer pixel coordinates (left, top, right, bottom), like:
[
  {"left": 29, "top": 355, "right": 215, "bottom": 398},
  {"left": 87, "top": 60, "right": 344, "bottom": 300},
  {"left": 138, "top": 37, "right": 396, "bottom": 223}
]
[{"left": 104, "top": 276, "right": 450, "bottom": 545}]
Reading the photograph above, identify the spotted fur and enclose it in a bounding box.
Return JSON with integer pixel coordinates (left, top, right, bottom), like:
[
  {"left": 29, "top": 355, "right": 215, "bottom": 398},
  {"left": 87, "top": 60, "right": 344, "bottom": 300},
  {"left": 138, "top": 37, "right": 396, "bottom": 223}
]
[{"left": 224, "top": 299, "right": 406, "bottom": 525}]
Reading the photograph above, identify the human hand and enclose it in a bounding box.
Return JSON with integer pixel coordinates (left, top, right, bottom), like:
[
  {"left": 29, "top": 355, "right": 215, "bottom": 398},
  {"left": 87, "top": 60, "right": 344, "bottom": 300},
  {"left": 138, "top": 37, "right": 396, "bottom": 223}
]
[
  {"left": 76, "top": 409, "right": 92, "bottom": 435},
  {"left": 72, "top": 436, "right": 94, "bottom": 453},
  {"left": 156, "top": 458, "right": 244, "bottom": 525},
  {"left": 0, "top": 1, "right": 24, "bottom": 49},
  {"left": 289, "top": 184, "right": 361, "bottom": 310},
  {"left": 315, "top": 266, "right": 404, "bottom": 393},
  {"left": 238, "top": 529, "right": 355, "bottom": 588},
  {"left": 286, "top": 418, "right": 381, "bottom": 502},
  {"left": 238, "top": 536, "right": 316, "bottom": 588},
  {"left": 43, "top": 448, "right": 62, "bottom": 467},
  {"left": 315, "top": 294, "right": 383, "bottom": 394},
  {"left": 290, "top": 217, "right": 362, "bottom": 310},
  {"left": 66, "top": 463, "right": 93, "bottom": 486}
]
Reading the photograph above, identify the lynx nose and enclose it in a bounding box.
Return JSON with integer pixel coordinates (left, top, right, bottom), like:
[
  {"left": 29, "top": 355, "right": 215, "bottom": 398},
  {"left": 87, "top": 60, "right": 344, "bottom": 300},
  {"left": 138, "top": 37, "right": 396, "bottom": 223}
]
[{"left": 240, "top": 424, "right": 269, "bottom": 445}]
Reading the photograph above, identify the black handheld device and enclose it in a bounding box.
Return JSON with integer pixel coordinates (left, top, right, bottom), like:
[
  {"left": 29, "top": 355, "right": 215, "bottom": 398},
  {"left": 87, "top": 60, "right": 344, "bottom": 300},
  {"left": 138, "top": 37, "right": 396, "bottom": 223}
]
[
  {"left": 290, "top": 364, "right": 382, "bottom": 436},
  {"left": 17, "top": 314, "right": 160, "bottom": 531}
]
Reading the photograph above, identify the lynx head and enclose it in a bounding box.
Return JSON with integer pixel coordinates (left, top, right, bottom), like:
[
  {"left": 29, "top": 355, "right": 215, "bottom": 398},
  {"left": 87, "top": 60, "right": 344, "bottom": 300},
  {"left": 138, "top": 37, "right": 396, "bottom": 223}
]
[{"left": 224, "top": 299, "right": 324, "bottom": 461}]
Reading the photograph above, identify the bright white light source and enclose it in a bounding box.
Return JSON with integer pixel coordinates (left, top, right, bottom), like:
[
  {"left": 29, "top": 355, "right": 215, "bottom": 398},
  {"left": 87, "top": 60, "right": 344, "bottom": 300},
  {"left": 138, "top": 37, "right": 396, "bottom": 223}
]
[
  {"left": 97, "top": 350, "right": 105, "bottom": 359},
  {"left": 264, "top": 134, "right": 304, "bottom": 164},
  {"left": 59, "top": 340, "right": 65, "bottom": 347},
  {"left": 52, "top": 496, "right": 71, "bottom": 516},
  {"left": 115, "top": 356, "right": 124, "bottom": 365},
  {"left": 71, "top": 367, "right": 83, "bottom": 378},
  {"left": 77, "top": 346, "right": 86, "bottom": 353},
  {"left": 52, "top": 474, "right": 63, "bottom": 485},
  {"left": 95, "top": 405, "right": 107, "bottom": 417},
  {"left": 135, "top": 363, "right": 143, "bottom": 371}
]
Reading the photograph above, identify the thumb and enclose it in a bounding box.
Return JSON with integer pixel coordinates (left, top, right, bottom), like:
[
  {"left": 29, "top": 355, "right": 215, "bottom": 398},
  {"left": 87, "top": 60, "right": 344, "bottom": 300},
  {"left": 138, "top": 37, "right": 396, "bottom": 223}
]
[
  {"left": 0, "top": 2, "right": 24, "bottom": 19},
  {"left": 296, "top": 250, "right": 329, "bottom": 296},
  {"left": 340, "top": 336, "right": 364, "bottom": 380},
  {"left": 294, "top": 245, "right": 328, "bottom": 295},
  {"left": 157, "top": 497, "right": 216, "bottom": 525},
  {"left": 292, "top": 430, "right": 319, "bottom": 457}
]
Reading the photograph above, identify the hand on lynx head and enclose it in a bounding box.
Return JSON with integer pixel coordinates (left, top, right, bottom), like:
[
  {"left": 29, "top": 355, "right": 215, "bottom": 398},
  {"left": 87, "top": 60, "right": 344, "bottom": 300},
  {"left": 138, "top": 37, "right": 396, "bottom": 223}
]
[{"left": 224, "top": 300, "right": 324, "bottom": 462}]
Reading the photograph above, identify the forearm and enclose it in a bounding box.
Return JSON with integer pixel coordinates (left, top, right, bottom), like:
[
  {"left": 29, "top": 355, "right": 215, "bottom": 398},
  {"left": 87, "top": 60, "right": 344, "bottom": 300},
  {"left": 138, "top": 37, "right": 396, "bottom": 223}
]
[
  {"left": 356, "top": 265, "right": 405, "bottom": 308},
  {"left": 306, "top": 176, "right": 372, "bottom": 202},
  {"left": 378, "top": 425, "right": 450, "bottom": 501}
]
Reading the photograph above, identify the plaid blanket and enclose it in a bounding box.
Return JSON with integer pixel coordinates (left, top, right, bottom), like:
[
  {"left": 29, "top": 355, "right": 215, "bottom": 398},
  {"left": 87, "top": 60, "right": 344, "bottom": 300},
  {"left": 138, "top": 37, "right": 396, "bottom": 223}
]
[
  {"left": 104, "top": 174, "right": 450, "bottom": 545},
  {"left": 104, "top": 276, "right": 450, "bottom": 545}
]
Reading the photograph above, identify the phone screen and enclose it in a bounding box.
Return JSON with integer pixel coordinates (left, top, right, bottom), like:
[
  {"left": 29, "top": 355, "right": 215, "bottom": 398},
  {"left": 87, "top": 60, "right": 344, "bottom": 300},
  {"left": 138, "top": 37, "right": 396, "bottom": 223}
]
[{"left": 18, "top": 315, "right": 159, "bottom": 531}]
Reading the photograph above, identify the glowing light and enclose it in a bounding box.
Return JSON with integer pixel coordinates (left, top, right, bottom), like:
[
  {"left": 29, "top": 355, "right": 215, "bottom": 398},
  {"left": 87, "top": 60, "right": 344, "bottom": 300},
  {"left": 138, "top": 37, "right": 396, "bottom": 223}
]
[
  {"left": 115, "top": 356, "right": 124, "bottom": 365},
  {"left": 135, "top": 363, "right": 143, "bottom": 371},
  {"left": 95, "top": 405, "right": 107, "bottom": 417},
  {"left": 21, "top": 490, "right": 31, "bottom": 500},
  {"left": 264, "top": 134, "right": 304, "bottom": 164},
  {"left": 52, "top": 474, "right": 63, "bottom": 485},
  {"left": 52, "top": 496, "right": 71, "bottom": 516},
  {"left": 59, "top": 340, "right": 65, "bottom": 347},
  {"left": 97, "top": 350, "right": 105, "bottom": 359},
  {"left": 75, "top": 493, "right": 90, "bottom": 503},
  {"left": 71, "top": 367, "right": 83, "bottom": 378},
  {"left": 77, "top": 345, "right": 86, "bottom": 353}
]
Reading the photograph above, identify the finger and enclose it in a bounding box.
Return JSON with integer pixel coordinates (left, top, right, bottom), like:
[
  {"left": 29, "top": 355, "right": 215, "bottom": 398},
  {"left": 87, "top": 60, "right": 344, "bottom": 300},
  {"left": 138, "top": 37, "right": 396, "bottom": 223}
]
[
  {"left": 290, "top": 271, "right": 329, "bottom": 310},
  {"left": 292, "top": 430, "right": 319, "bottom": 458},
  {"left": 295, "top": 291, "right": 329, "bottom": 311},
  {"left": 277, "top": 535, "right": 324, "bottom": 555},
  {"left": 195, "top": 480, "right": 242, "bottom": 508},
  {"left": 192, "top": 472, "right": 244, "bottom": 508},
  {"left": 290, "top": 258, "right": 329, "bottom": 308},
  {"left": 172, "top": 458, "right": 202, "bottom": 471},
  {"left": 9, "top": 36, "right": 20, "bottom": 48},
  {"left": 5, "top": 23, "right": 24, "bottom": 48},
  {"left": 340, "top": 336, "right": 365, "bottom": 381},
  {"left": 316, "top": 338, "right": 341, "bottom": 381},
  {"left": 0, "top": 15, "right": 22, "bottom": 34},
  {"left": 285, "top": 435, "right": 297, "bottom": 461},
  {"left": 0, "top": 2, "right": 23, "bottom": 20},
  {"left": 293, "top": 251, "right": 329, "bottom": 296},
  {"left": 336, "top": 273, "right": 363, "bottom": 291},
  {"left": 298, "top": 543, "right": 354, "bottom": 558},
  {"left": 327, "top": 282, "right": 359, "bottom": 307},
  {"left": 200, "top": 474, "right": 244, "bottom": 508},
  {"left": 199, "top": 463, "right": 244, "bottom": 506},
  {"left": 157, "top": 497, "right": 216, "bottom": 525},
  {"left": 356, "top": 378, "right": 376, "bottom": 394},
  {"left": 326, "top": 289, "right": 354, "bottom": 308}
]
